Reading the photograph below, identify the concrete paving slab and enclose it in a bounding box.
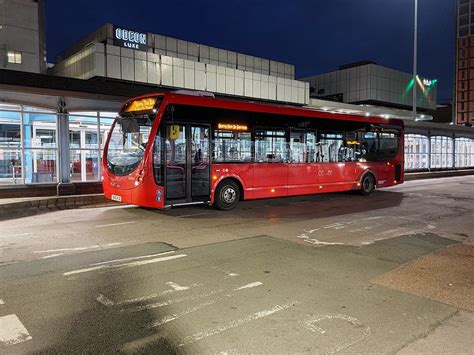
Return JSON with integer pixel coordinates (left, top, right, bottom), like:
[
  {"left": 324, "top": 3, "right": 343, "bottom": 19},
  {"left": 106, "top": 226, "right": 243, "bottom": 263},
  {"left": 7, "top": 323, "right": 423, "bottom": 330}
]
[
  {"left": 373, "top": 244, "right": 474, "bottom": 312},
  {"left": 397, "top": 311, "right": 474, "bottom": 355}
]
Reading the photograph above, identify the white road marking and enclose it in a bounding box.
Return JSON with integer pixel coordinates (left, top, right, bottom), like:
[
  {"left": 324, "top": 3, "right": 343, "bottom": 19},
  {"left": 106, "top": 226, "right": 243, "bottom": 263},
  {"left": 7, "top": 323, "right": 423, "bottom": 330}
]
[
  {"left": 0, "top": 299, "right": 4, "bottom": 305},
  {"left": 178, "top": 301, "right": 298, "bottom": 347},
  {"left": 299, "top": 237, "right": 345, "bottom": 246},
  {"left": 177, "top": 212, "right": 211, "bottom": 218},
  {"left": 63, "top": 254, "right": 187, "bottom": 276},
  {"left": 125, "top": 290, "right": 222, "bottom": 313},
  {"left": 163, "top": 281, "right": 190, "bottom": 293},
  {"left": 150, "top": 300, "right": 216, "bottom": 327},
  {"left": 234, "top": 281, "right": 263, "bottom": 290},
  {"left": 96, "top": 294, "right": 115, "bottom": 307},
  {"left": 0, "top": 314, "right": 32, "bottom": 346},
  {"left": 34, "top": 243, "right": 122, "bottom": 254},
  {"left": 89, "top": 251, "right": 175, "bottom": 266},
  {"left": 0, "top": 233, "right": 33, "bottom": 238},
  {"left": 302, "top": 314, "right": 371, "bottom": 354},
  {"left": 42, "top": 253, "right": 64, "bottom": 259},
  {"left": 95, "top": 221, "right": 136, "bottom": 228}
]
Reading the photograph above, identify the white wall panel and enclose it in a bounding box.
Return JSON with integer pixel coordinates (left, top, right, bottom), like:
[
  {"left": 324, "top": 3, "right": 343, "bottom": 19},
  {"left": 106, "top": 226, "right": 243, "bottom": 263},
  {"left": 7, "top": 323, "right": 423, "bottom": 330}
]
[
  {"left": 134, "top": 60, "right": 147, "bottom": 83},
  {"left": 147, "top": 62, "right": 160, "bottom": 84},
  {"left": 106, "top": 54, "right": 121, "bottom": 79},
  {"left": 195, "top": 67, "right": 206, "bottom": 90},
  {"left": 121, "top": 57, "right": 134, "bottom": 81},
  {"left": 235, "top": 69, "right": 244, "bottom": 96},
  {"left": 161, "top": 63, "right": 173, "bottom": 86},
  {"left": 106, "top": 44, "right": 120, "bottom": 56},
  {"left": 260, "top": 81, "right": 269, "bottom": 100},
  {"left": 269, "top": 82, "right": 277, "bottom": 100},
  {"left": 216, "top": 65, "right": 226, "bottom": 93},
  {"left": 206, "top": 71, "right": 217, "bottom": 92},
  {"left": 93, "top": 52, "right": 105, "bottom": 77},
  {"left": 252, "top": 80, "right": 261, "bottom": 99},
  {"left": 173, "top": 64, "right": 184, "bottom": 88}
]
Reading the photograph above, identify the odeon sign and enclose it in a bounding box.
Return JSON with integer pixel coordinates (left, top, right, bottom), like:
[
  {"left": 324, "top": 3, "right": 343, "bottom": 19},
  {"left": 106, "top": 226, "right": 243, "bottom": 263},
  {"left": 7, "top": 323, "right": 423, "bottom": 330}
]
[{"left": 113, "top": 26, "right": 148, "bottom": 50}]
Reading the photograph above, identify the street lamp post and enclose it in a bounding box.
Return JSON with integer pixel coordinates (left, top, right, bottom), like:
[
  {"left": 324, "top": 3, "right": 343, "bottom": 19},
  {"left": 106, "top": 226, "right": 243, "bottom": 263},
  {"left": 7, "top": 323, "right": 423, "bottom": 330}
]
[{"left": 413, "top": 0, "right": 418, "bottom": 120}]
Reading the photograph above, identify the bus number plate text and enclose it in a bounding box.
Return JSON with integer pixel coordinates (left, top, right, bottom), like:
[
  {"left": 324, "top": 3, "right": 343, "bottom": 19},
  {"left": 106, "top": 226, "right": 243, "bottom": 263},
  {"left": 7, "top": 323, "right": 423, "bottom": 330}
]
[{"left": 111, "top": 194, "right": 122, "bottom": 202}]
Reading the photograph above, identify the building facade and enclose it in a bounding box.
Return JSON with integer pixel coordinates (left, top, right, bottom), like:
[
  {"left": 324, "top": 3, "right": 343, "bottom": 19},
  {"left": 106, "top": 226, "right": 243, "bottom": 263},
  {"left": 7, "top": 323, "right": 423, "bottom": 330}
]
[
  {"left": 50, "top": 24, "right": 308, "bottom": 105},
  {"left": 455, "top": 0, "right": 474, "bottom": 125},
  {"left": 300, "top": 61, "right": 437, "bottom": 113},
  {"left": 0, "top": 0, "right": 47, "bottom": 73}
]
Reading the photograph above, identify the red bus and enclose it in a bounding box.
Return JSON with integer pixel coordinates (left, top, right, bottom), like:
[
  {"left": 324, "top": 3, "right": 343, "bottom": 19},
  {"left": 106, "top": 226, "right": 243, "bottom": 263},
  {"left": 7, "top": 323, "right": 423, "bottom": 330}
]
[{"left": 102, "top": 92, "right": 404, "bottom": 210}]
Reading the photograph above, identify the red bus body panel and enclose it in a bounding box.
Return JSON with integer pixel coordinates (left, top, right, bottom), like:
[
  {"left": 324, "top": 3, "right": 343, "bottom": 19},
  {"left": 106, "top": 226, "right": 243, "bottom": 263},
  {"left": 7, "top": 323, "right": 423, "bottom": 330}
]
[{"left": 103, "top": 93, "right": 404, "bottom": 208}]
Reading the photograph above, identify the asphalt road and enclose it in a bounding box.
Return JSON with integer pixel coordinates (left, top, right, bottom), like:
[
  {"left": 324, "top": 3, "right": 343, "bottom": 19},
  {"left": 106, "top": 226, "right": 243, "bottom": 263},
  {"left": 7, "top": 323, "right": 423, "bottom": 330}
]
[{"left": 0, "top": 176, "right": 473, "bottom": 354}]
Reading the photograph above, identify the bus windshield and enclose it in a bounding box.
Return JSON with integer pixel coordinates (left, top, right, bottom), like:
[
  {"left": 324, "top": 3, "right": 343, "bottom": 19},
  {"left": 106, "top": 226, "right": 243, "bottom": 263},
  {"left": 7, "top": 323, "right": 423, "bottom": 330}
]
[{"left": 106, "top": 97, "right": 161, "bottom": 176}]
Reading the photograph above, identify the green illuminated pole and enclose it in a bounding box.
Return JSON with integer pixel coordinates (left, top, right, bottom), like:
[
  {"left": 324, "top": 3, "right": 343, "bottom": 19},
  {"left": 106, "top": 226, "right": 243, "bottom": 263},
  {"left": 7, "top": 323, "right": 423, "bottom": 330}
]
[{"left": 413, "top": 0, "right": 418, "bottom": 120}]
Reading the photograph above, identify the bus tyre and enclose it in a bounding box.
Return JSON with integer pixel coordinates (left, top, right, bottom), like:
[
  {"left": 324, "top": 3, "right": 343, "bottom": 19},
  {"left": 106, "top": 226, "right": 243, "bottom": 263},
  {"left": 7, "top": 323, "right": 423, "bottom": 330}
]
[
  {"left": 215, "top": 180, "right": 240, "bottom": 210},
  {"left": 360, "top": 174, "right": 375, "bottom": 196}
]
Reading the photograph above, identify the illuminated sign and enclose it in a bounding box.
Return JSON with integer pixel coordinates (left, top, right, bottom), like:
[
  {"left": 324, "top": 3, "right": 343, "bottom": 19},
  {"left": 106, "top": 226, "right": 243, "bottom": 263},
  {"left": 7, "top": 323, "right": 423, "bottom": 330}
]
[
  {"left": 113, "top": 25, "right": 148, "bottom": 50},
  {"left": 217, "top": 123, "right": 248, "bottom": 131},
  {"left": 421, "top": 77, "right": 437, "bottom": 87},
  {"left": 125, "top": 97, "right": 157, "bottom": 112}
]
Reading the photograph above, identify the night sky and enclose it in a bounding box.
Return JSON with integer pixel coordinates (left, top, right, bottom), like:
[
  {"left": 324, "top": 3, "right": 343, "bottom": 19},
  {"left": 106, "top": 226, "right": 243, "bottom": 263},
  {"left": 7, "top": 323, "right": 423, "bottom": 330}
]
[{"left": 45, "top": 0, "right": 454, "bottom": 102}]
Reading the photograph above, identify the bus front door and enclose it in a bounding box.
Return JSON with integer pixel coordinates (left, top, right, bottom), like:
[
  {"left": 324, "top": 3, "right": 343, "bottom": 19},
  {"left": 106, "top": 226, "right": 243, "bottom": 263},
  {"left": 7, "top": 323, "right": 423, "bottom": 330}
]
[{"left": 165, "top": 124, "right": 210, "bottom": 205}]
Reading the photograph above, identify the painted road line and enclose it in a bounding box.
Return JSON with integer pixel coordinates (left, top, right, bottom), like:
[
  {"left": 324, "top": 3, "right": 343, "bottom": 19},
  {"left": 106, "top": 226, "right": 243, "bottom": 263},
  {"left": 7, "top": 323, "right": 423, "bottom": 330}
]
[
  {"left": 151, "top": 300, "right": 216, "bottom": 327},
  {"left": 0, "top": 299, "right": 4, "bottom": 305},
  {"left": 118, "top": 283, "right": 201, "bottom": 306},
  {"left": 124, "top": 280, "right": 263, "bottom": 312},
  {"left": 234, "top": 282, "right": 263, "bottom": 291},
  {"left": 42, "top": 253, "right": 64, "bottom": 259},
  {"left": 34, "top": 242, "right": 122, "bottom": 254},
  {"left": 178, "top": 301, "right": 298, "bottom": 347},
  {"left": 88, "top": 251, "right": 175, "bottom": 266},
  {"left": 124, "top": 290, "right": 223, "bottom": 313},
  {"left": 0, "top": 314, "right": 32, "bottom": 346},
  {"left": 97, "top": 294, "right": 115, "bottom": 307},
  {"left": 95, "top": 221, "right": 136, "bottom": 228},
  {"left": 63, "top": 254, "right": 187, "bottom": 276}
]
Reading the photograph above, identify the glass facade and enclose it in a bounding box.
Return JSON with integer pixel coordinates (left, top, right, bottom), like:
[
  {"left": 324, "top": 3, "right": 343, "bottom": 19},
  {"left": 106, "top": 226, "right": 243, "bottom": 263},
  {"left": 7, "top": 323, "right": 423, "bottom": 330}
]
[
  {"left": 1, "top": 102, "right": 474, "bottom": 185},
  {"left": 404, "top": 134, "right": 474, "bottom": 171},
  {"left": 0, "top": 104, "right": 116, "bottom": 185}
]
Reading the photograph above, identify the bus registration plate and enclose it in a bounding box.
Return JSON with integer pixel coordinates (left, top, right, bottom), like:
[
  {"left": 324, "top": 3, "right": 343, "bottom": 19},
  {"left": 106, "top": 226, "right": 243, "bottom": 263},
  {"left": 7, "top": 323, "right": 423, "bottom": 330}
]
[{"left": 111, "top": 194, "right": 122, "bottom": 202}]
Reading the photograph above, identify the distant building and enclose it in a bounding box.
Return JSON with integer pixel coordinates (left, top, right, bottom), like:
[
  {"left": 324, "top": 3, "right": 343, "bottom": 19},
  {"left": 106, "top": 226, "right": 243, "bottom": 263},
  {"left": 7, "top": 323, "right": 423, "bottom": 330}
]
[
  {"left": 299, "top": 61, "right": 437, "bottom": 113},
  {"left": 0, "top": 0, "right": 47, "bottom": 73},
  {"left": 455, "top": 0, "right": 474, "bottom": 126}
]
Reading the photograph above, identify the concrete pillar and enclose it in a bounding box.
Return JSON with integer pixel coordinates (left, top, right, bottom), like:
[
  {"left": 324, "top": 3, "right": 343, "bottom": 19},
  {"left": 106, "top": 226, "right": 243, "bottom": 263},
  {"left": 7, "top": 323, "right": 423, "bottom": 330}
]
[{"left": 57, "top": 97, "right": 74, "bottom": 195}]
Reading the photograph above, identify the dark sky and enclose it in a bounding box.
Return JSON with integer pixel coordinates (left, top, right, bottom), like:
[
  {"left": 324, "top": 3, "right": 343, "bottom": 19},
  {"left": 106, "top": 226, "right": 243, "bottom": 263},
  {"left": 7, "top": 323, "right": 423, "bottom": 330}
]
[{"left": 45, "top": 0, "right": 455, "bottom": 102}]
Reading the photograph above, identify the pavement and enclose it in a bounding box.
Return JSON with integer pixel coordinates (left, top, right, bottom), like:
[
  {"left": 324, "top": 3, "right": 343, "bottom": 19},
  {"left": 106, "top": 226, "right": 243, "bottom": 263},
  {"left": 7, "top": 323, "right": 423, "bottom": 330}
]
[{"left": 0, "top": 175, "right": 473, "bottom": 354}]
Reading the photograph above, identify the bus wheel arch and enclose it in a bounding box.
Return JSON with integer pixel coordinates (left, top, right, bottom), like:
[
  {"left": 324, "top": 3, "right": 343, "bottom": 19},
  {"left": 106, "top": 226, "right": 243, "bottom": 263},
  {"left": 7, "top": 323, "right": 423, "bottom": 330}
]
[
  {"left": 359, "top": 172, "right": 376, "bottom": 196},
  {"left": 214, "top": 178, "right": 243, "bottom": 210}
]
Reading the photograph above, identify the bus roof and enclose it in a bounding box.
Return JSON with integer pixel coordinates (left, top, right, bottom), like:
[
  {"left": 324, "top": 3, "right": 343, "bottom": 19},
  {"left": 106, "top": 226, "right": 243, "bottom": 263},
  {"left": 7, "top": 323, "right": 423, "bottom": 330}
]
[{"left": 124, "top": 92, "right": 405, "bottom": 127}]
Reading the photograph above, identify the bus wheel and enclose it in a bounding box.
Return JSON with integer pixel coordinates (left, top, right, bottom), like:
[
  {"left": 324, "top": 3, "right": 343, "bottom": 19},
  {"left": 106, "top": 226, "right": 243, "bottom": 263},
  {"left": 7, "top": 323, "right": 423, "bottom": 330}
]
[
  {"left": 360, "top": 174, "right": 375, "bottom": 196},
  {"left": 215, "top": 180, "right": 240, "bottom": 210}
]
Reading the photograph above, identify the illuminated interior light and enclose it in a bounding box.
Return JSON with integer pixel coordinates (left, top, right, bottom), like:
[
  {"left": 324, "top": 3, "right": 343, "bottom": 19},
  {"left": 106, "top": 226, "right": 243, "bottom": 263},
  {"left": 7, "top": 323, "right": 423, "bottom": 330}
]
[
  {"left": 217, "top": 123, "right": 248, "bottom": 131},
  {"left": 365, "top": 112, "right": 370, "bottom": 117}
]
